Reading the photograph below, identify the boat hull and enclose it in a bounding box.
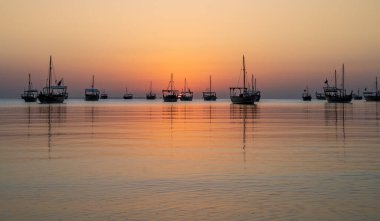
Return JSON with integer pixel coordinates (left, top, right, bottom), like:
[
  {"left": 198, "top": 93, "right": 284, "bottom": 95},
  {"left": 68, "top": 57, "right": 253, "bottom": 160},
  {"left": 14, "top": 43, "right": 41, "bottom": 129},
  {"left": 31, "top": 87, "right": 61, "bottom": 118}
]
[
  {"left": 180, "top": 96, "right": 193, "bottom": 101},
  {"left": 21, "top": 95, "right": 37, "bottom": 102},
  {"left": 85, "top": 94, "right": 99, "bottom": 101},
  {"left": 230, "top": 95, "right": 255, "bottom": 105},
  {"left": 202, "top": 91, "right": 217, "bottom": 101},
  {"left": 163, "top": 95, "right": 178, "bottom": 102},
  {"left": 37, "top": 94, "right": 65, "bottom": 104},
  {"left": 100, "top": 95, "right": 108, "bottom": 99},
  {"left": 254, "top": 93, "right": 261, "bottom": 102},
  {"left": 146, "top": 95, "right": 156, "bottom": 100},
  {"left": 364, "top": 95, "right": 380, "bottom": 101},
  {"left": 203, "top": 95, "right": 217, "bottom": 101},
  {"left": 325, "top": 95, "right": 352, "bottom": 103},
  {"left": 123, "top": 95, "right": 133, "bottom": 99},
  {"left": 302, "top": 95, "right": 312, "bottom": 101}
]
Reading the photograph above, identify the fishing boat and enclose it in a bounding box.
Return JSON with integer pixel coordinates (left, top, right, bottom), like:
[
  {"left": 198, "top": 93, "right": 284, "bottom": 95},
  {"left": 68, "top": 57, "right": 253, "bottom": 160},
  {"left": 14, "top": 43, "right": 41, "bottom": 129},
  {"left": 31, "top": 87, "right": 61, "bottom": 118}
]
[
  {"left": 123, "top": 88, "right": 133, "bottom": 99},
  {"left": 85, "top": 75, "right": 100, "bottom": 101},
  {"left": 323, "top": 64, "right": 352, "bottom": 103},
  {"left": 229, "top": 55, "right": 257, "bottom": 105},
  {"left": 302, "top": 86, "right": 312, "bottom": 101},
  {"left": 363, "top": 77, "right": 380, "bottom": 101},
  {"left": 162, "top": 74, "right": 179, "bottom": 102},
  {"left": 37, "top": 56, "right": 68, "bottom": 104},
  {"left": 179, "top": 78, "right": 193, "bottom": 101},
  {"left": 315, "top": 92, "right": 326, "bottom": 100},
  {"left": 146, "top": 81, "right": 156, "bottom": 100},
  {"left": 202, "top": 75, "right": 217, "bottom": 101},
  {"left": 21, "top": 73, "right": 38, "bottom": 102},
  {"left": 353, "top": 89, "right": 363, "bottom": 100},
  {"left": 100, "top": 90, "right": 108, "bottom": 99}
]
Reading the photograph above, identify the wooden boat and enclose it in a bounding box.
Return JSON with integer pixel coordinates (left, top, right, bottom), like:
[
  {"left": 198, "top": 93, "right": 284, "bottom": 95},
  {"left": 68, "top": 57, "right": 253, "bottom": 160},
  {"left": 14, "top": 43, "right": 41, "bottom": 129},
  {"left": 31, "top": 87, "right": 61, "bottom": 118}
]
[
  {"left": 123, "top": 88, "right": 133, "bottom": 99},
  {"left": 21, "top": 73, "right": 38, "bottom": 102},
  {"left": 37, "top": 56, "right": 68, "bottom": 104},
  {"left": 146, "top": 81, "right": 156, "bottom": 100},
  {"left": 162, "top": 74, "right": 179, "bottom": 102},
  {"left": 203, "top": 75, "right": 217, "bottom": 101},
  {"left": 100, "top": 90, "right": 108, "bottom": 99},
  {"left": 85, "top": 75, "right": 100, "bottom": 101},
  {"left": 353, "top": 89, "right": 363, "bottom": 100},
  {"left": 323, "top": 64, "right": 352, "bottom": 103},
  {"left": 315, "top": 92, "right": 326, "bottom": 100},
  {"left": 229, "top": 55, "right": 257, "bottom": 105},
  {"left": 363, "top": 77, "right": 380, "bottom": 101},
  {"left": 179, "top": 78, "right": 193, "bottom": 101},
  {"left": 302, "top": 86, "right": 312, "bottom": 101}
]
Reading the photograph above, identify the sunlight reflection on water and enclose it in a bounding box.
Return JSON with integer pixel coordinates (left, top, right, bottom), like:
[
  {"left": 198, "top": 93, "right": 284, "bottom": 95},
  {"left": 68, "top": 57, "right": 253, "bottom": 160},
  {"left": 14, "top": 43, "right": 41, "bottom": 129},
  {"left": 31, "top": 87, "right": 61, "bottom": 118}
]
[{"left": 0, "top": 99, "right": 379, "bottom": 220}]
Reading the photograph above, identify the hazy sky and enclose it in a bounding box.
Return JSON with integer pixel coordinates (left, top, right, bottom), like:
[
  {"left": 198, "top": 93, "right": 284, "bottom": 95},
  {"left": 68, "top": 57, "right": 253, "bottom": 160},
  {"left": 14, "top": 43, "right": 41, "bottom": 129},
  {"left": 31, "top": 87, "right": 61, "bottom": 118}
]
[{"left": 1, "top": 0, "right": 379, "bottom": 98}]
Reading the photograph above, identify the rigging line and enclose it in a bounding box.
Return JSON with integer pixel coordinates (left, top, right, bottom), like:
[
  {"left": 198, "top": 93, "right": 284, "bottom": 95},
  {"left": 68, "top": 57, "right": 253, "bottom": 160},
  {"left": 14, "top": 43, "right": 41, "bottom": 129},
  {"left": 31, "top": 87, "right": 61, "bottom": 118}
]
[{"left": 51, "top": 58, "right": 58, "bottom": 84}]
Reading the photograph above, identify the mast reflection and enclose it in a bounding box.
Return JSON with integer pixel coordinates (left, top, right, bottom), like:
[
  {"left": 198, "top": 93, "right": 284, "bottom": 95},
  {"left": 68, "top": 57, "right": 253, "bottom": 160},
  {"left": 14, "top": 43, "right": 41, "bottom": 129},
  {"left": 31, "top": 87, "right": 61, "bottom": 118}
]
[
  {"left": 38, "top": 104, "right": 66, "bottom": 159},
  {"left": 324, "top": 103, "right": 353, "bottom": 147},
  {"left": 230, "top": 104, "right": 260, "bottom": 163},
  {"left": 85, "top": 105, "right": 97, "bottom": 135}
]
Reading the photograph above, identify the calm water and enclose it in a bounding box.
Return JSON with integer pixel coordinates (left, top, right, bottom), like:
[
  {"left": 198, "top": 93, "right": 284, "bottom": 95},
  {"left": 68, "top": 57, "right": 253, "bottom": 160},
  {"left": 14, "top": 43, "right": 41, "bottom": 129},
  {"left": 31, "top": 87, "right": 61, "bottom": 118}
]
[{"left": 0, "top": 99, "right": 379, "bottom": 220}]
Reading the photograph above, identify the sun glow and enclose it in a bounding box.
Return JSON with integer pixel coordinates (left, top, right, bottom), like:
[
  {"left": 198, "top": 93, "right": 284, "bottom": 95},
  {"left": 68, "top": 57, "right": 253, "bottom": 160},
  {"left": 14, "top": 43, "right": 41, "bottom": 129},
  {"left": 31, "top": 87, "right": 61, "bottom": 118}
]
[{"left": 0, "top": 0, "right": 379, "bottom": 98}]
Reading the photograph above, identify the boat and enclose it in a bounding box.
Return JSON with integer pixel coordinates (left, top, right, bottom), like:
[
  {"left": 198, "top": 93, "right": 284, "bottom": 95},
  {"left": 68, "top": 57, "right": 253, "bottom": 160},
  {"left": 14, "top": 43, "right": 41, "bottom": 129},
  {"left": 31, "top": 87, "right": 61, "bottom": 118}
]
[
  {"left": 179, "top": 78, "right": 193, "bottom": 101},
  {"left": 146, "top": 81, "right": 156, "bottom": 100},
  {"left": 85, "top": 75, "right": 100, "bottom": 101},
  {"left": 229, "top": 55, "right": 257, "bottom": 105},
  {"left": 21, "top": 73, "right": 38, "bottom": 102},
  {"left": 353, "top": 89, "right": 363, "bottom": 100},
  {"left": 202, "top": 75, "right": 217, "bottom": 101},
  {"left": 123, "top": 88, "right": 133, "bottom": 99},
  {"left": 162, "top": 73, "right": 179, "bottom": 102},
  {"left": 323, "top": 64, "right": 352, "bottom": 103},
  {"left": 37, "top": 56, "right": 68, "bottom": 104},
  {"left": 302, "top": 86, "right": 312, "bottom": 101},
  {"left": 315, "top": 92, "right": 326, "bottom": 100},
  {"left": 100, "top": 90, "right": 108, "bottom": 99},
  {"left": 363, "top": 77, "right": 380, "bottom": 101}
]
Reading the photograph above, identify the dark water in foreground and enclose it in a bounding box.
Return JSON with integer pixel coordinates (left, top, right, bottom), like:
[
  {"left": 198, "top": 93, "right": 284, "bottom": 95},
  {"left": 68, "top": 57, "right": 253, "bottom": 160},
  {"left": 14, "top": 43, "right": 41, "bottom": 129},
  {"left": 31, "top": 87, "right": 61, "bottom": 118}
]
[{"left": 0, "top": 99, "right": 379, "bottom": 220}]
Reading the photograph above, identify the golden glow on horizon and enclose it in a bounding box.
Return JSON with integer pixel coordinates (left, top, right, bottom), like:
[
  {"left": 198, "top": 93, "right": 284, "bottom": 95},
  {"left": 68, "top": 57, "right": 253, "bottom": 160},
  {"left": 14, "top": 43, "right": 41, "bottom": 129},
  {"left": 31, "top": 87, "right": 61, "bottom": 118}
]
[{"left": 0, "top": 0, "right": 380, "bottom": 98}]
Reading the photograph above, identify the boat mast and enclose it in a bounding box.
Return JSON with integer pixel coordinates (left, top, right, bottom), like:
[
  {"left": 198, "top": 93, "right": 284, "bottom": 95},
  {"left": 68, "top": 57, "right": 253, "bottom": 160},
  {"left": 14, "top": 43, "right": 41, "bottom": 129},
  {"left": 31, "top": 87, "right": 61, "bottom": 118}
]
[
  {"left": 171, "top": 73, "right": 173, "bottom": 92},
  {"left": 334, "top": 69, "right": 337, "bottom": 88},
  {"left": 92, "top": 75, "right": 95, "bottom": 89},
  {"left": 376, "top": 76, "right": 378, "bottom": 94},
  {"left": 150, "top": 81, "right": 152, "bottom": 93},
  {"left": 242, "top": 55, "right": 246, "bottom": 90},
  {"left": 255, "top": 78, "right": 257, "bottom": 92},
  {"left": 184, "top": 78, "right": 187, "bottom": 92},
  {"left": 28, "top": 73, "right": 32, "bottom": 90},
  {"left": 49, "top": 56, "right": 52, "bottom": 94},
  {"left": 209, "top": 75, "right": 212, "bottom": 93},
  {"left": 251, "top": 74, "right": 254, "bottom": 91},
  {"left": 342, "top": 64, "right": 345, "bottom": 93}
]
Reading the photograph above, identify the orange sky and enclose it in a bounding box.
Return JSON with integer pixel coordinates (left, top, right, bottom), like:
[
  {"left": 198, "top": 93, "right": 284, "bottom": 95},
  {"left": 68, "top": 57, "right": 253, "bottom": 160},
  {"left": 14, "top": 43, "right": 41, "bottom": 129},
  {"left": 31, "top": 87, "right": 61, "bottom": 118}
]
[{"left": 1, "top": 0, "right": 380, "bottom": 98}]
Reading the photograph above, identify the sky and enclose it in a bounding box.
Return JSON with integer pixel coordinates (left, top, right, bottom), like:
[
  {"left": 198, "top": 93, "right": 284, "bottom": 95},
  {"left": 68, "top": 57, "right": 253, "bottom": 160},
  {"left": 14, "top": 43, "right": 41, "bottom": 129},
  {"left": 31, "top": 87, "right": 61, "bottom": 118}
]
[{"left": 1, "top": 0, "right": 380, "bottom": 98}]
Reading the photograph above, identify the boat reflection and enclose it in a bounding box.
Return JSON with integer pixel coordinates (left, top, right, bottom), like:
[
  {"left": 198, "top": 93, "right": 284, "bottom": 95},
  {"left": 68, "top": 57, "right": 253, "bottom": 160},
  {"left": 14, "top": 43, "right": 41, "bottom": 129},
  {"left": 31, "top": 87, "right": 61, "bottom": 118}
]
[
  {"left": 324, "top": 103, "right": 353, "bottom": 141},
  {"left": 230, "top": 104, "right": 260, "bottom": 163},
  {"left": 38, "top": 104, "right": 67, "bottom": 158},
  {"left": 84, "top": 105, "right": 98, "bottom": 135}
]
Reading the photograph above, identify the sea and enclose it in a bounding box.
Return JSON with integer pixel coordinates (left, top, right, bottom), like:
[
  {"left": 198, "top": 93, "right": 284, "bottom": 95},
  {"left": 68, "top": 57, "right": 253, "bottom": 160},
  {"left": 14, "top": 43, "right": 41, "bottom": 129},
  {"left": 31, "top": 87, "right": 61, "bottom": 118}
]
[{"left": 0, "top": 98, "right": 379, "bottom": 220}]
